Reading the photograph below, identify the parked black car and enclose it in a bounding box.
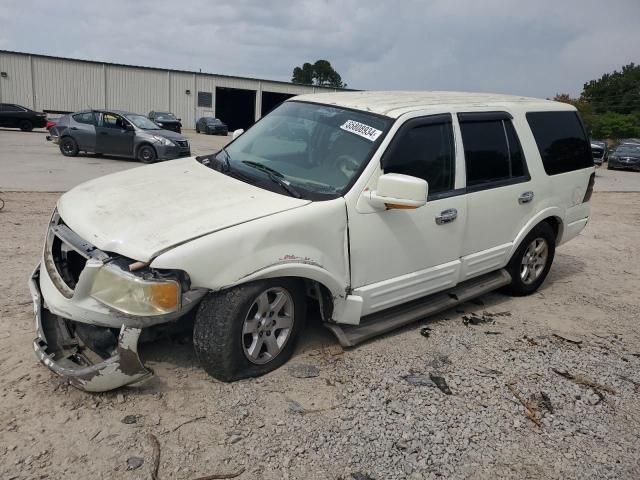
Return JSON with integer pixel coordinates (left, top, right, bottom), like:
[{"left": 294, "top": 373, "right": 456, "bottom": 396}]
[
  {"left": 51, "top": 109, "right": 190, "bottom": 163},
  {"left": 608, "top": 143, "right": 640, "bottom": 171},
  {"left": 590, "top": 140, "right": 607, "bottom": 165},
  {"left": 196, "top": 117, "right": 228, "bottom": 135},
  {"left": 148, "top": 111, "right": 182, "bottom": 133},
  {"left": 0, "top": 103, "right": 47, "bottom": 131}
]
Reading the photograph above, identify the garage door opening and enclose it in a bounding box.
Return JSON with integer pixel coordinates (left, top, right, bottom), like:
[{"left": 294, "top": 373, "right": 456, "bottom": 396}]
[
  {"left": 261, "top": 92, "right": 296, "bottom": 116},
  {"left": 215, "top": 87, "right": 256, "bottom": 131}
]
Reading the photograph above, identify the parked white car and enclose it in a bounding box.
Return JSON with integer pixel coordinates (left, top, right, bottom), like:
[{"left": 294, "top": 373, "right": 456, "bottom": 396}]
[{"left": 30, "top": 92, "right": 595, "bottom": 391}]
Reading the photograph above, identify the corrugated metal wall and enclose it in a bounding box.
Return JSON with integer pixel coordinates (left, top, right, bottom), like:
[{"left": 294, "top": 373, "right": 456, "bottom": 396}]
[
  {"left": 0, "top": 51, "right": 328, "bottom": 129},
  {"left": 0, "top": 52, "right": 32, "bottom": 107}
]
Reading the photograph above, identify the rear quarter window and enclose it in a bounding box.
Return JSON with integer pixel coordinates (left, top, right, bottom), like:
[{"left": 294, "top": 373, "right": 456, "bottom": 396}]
[{"left": 526, "top": 111, "right": 593, "bottom": 175}]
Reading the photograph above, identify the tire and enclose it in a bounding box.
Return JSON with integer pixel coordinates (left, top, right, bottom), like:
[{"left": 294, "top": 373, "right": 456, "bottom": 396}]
[
  {"left": 502, "top": 222, "right": 556, "bottom": 296},
  {"left": 20, "top": 120, "right": 34, "bottom": 132},
  {"left": 607, "top": 163, "right": 613, "bottom": 170},
  {"left": 93, "top": 153, "right": 103, "bottom": 158},
  {"left": 59, "top": 137, "right": 79, "bottom": 157},
  {"left": 196, "top": 126, "right": 200, "bottom": 133},
  {"left": 193, "top": 278, "right": 306, "bottom": 382},
  {"left": 136, "top": 144, "right": 157, "bottom": 164}
]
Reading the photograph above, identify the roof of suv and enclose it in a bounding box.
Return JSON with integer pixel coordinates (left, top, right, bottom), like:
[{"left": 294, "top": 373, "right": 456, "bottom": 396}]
[{"left": 292, "top": 91, "right": 574, "bottom": 118}]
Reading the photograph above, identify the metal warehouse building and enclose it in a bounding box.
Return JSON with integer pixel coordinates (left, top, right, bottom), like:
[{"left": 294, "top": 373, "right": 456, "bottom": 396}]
[{"left": 0, "top": 50, "right": 340, "bottom": 131}]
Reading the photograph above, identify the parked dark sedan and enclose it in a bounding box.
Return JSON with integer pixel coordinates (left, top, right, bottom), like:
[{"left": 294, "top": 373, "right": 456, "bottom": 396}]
[
  {"left": 590, "top": 140, "right": 607, "bottom": 165},
  {"left": 148, "top": 111, "right": 182, "bottom": 133},
  {"left": 0, "top": 103, "right": 47, "bottom": 131},
  {"left": 52, "top": 109, "right": 190, "bottom": 163},
  {"left": 608, "top": 143, "right": 640, "bottom": 171},
  {"left": 196, "top": 117, "right": 228, "bottom": 135}
]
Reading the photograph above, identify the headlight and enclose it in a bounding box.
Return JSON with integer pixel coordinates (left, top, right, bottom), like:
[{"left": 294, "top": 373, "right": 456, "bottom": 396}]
[
  {"left": 151, "top": 135, "right": 174, "bottom": 146},
  {"left": 90, "top": 265, "right": 181, "bottom": 316}
]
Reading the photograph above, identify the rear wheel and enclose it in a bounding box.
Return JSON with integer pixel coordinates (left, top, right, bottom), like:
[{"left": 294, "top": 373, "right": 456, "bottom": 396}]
[
  {"left": 193, "top": 279, "right": 306, "bottom": 382},
  {"left": 59, "top": 137, "right": 79, "bottom": 157},
  {"left": 607, "top": 163, "right": 613, "bottom": 170},
  {"left": 20, "top": 120, "right": 33, "bottom": 132},
  {"left": 196, "top": 125, "right": 200, "bottom": 133},
  {"left": 136, "top": 144, "right": 157, "bottom": 163},
  {"left": 503, "top": 222, "right": 556, "bottom": 296}
]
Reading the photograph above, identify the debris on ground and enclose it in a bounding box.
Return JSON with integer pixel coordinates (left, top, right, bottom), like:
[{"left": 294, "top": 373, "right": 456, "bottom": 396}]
[
  {"left": 148, "top": 433, "right": 160, "bottom": 480},
  {"left": 429, "top": 374, "right": 453, "bottom": 395},
  {"left": 164, "top": 415, "right": 207, "bottom": 434},
  {"left": 483, "top": 311, "right": 512, "bottom": 317},
  {"left": 462, "top": 312, "right": 495, "bottom": 327},
  {"left": 419, "top": 326, "right": 432, "bottom": 337},
  {"left": 351, "top": 472, "right": 375, "bottom": 480},
  {"left": 507, "top": 382, "right": 543, "bottom": 429},
  {"left": 553, "top": 333, "right": 583, "bottom": 346},
  {"left": 193, "top": 467, "right": 246, "bottom": 479},
  {"left": 484, "top": 331, "right": 503, "bottom": 335},
  {"left": 288, "top": 364, "right": 320, "bottom": 378},
  {"left": 126, "top": 456, "right": 144, "bottom": 471},
  {"left": 287, "top": 400, "right": 306, "bottom": 415},
  {"left": 551, "top": 368, "right": 616, "bottom": 401},
  {"left": 121, "top": 415, "right": 139, "bottom": 424},
  {"left": 474, "top": 367, "right": 503, "bottom": 377},
  {"left": 403, "top": 374, "right": 435, "bottom": 387},
  {"left": 537, "top": 391, "right": 554, "bottom": 414}
]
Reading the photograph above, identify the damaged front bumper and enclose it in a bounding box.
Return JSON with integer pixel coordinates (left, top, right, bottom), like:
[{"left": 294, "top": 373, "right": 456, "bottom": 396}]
[{"left": 30, "top": 267, "right": 152, "bottom": 392}]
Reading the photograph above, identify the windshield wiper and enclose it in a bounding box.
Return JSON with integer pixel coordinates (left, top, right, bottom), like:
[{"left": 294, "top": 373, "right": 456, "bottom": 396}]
[{"left": 241, "top": 161, "right": 302, "bottom": 198}]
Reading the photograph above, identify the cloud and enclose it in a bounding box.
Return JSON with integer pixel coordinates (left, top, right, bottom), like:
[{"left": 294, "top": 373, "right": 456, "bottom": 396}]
[{"left": 1, "top": 0, "right": 638, "bottom": 97}]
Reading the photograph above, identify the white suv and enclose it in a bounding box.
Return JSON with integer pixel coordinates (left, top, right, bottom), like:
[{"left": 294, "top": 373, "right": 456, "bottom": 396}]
[{"left": 30, "top": 92, "right": 595, "bottom": 391}]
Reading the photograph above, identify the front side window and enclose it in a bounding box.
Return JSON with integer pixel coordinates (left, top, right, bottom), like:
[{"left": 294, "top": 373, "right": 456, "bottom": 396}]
[
  {"left": 219, "top": 101, "right": 392, "bottom": 198},
  {"left": 459, "top": 113, "right": 527, "bottom": 187},
  {"left": 382, "top": 115, "right": 455, "bottom": 195},
  {"left": 526, "top": 111, "right": 593, "bottom": 175},
  {"left": 101, "top": 113, "right": 126, "bottom": 129}
]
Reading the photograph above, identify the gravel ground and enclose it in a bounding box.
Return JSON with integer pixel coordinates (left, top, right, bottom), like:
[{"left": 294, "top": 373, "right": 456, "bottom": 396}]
[{"left": 1, "top": 191, "right": 639, "bottom": 479}]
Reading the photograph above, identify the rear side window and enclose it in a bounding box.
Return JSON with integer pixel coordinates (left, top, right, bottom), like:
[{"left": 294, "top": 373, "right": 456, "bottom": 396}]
[
  {"left": 382, "top": 114, "right": 455, "bottom": 195},
  {"left": 458, "top": 113, "right": 528, "bottom": 188},
  {"left": 72, "top": 112, "right": 95, "bottom": 125},
  {"left": 526, "top": 111, "right": 593, "bottom": 175},
  {"left": 1, "top": 104, "right": 26, "bottom": 112}
]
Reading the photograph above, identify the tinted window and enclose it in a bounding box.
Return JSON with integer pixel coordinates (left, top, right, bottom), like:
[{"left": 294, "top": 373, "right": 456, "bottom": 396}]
[
  {"left": 198, "top": 91, "right": 212, "bottom": 108},
  {"left": 1, "top": 104, "right": 26, "bottom": 112},
  {"left": 526, "top": 111, "right": 593, "bottom": 175},
  {"left": 101, "top": 113, "right": 126, "bottom": 129},
  {"left": 382, "top": 116, "right": 455, "bottom": 195},
  {"left": 72, "top": 112, "right": 95, "bottom": 125},
  {"left": 459, "top": 116, "right": 527, "bottom": 187}
]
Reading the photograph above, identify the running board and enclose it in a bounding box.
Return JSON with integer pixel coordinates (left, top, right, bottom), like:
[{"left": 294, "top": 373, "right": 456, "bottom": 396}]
[{"left": 326, "top": 269, "right": 511, "bottom": 347}]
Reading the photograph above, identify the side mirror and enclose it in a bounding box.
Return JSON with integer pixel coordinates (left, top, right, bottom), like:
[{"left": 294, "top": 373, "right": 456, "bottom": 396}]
[
  {"left": 368, "top": 173, "right": 428, "bottom": 210},
  {"left": 124, "top": 123, "right": 134, "bottom": 131},
  {"left": 232, "top": 128, "right": 244, "bottom": 140},
  {"left": 177, "top": 118, "right": 182, "bottom": 122}
]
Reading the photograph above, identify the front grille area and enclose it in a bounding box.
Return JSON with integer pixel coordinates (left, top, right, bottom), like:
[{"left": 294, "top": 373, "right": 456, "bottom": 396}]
[
  {"left": 44, "top": 212, "right": 111, "bottom": 297},
  {"left": 591, "top": 148, "right": 604, "bottom": 158}
]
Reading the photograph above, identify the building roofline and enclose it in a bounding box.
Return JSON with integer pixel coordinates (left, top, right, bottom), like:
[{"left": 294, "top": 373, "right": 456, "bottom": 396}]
[{"left": 0, "top": 49, "right": 351, "bottom": 91}]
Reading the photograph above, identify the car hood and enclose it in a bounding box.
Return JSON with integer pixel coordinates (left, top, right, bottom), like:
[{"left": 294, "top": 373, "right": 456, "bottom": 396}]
[
  {"left": 142, "top": 128, "right": 185, "bottom": 141},
  {"left": 57, "top": 158, "right": 311, "bottom": 262}
]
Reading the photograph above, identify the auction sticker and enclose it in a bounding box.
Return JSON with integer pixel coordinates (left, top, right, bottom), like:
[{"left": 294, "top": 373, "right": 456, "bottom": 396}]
[{"left": 340, "top": 120, "right": 383, "bottom": 141}]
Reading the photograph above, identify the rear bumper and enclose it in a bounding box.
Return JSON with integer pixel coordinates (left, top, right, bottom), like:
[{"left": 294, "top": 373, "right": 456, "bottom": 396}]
[{"left": 30, "top": 266, "right": 152, "bottom": 392}]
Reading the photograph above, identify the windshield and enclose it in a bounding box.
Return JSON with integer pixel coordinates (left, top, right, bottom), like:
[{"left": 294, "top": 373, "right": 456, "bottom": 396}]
[
  {"left": 615, "top": 145, "right": 640, "bottom": 155},
  {"left": 128, "top": 114, "right": 161, "bottom": 129},
  {"left": 221, "top": 101, "right": 391, "bottom": 198},
  {"left": 206, "top": 118, "right": 221, "bottom": 124},
  {"left": 155, "top": 112, "right": 177, "bottom": 120}
]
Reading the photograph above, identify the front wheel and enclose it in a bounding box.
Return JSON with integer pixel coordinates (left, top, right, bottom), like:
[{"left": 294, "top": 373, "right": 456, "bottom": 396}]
[
  {"left": 503, "top": 222, "right": 556, "bottom": 296},
  {"left": 59, "top": 137, "right": 79, "bottom": 156},
  {"left": 193, "top": 279, "right": 306, "bottom": 382},
  {"left": 20, "top": 120, "right": 34, "bottom": 132},
  {"left": 137, "top": 144, "right": 157, "bottom": 163}
]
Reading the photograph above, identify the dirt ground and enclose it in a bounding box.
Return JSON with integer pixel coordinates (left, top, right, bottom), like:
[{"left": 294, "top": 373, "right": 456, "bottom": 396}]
[{"left": 1, "top": 191, "right": 639, "bottom": 479}]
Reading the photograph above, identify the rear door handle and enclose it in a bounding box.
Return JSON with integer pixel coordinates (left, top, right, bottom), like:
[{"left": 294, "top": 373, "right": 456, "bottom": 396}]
[
  {"left": 70, "top": 127, "right": 78, "bottom": 130},
  {"left": 518, "top": 191, "right": 534, "bottom": 204},
  {"left": 435, "top": 208, "right": 458, "bottom": 225}
]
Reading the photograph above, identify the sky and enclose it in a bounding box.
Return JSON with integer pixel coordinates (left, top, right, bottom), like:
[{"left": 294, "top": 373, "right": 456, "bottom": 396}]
[{"left": 0, "top": 0, "right": 638, "bottom": 98}]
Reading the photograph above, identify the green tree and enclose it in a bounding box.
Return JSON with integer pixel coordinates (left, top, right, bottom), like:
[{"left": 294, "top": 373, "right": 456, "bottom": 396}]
[
  {"left": 591, "top": 112, "right": 640, "bottom": 139},
  {"left": 291, "top": 59, "right": 346, "bottom": 88},
  {"left": 581, "top": 63, "right": 640, "bottom": 114},
  {"left": 553, "top": 93, "right": 595, "bottom": 133}
]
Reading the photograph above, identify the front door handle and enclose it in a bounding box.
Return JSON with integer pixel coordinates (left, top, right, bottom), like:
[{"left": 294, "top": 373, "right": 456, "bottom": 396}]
[
  {"left": 435, "top": 208, "right": 458, "bottom": 225},
  {"left": 518, "top": 191, "right": 534, "bottom": 204}
]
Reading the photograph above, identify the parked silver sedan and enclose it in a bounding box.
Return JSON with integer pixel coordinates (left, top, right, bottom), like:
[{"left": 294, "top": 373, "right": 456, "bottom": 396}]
[{"left": 49, "top": 110, "right": 190, "bottom": 163}]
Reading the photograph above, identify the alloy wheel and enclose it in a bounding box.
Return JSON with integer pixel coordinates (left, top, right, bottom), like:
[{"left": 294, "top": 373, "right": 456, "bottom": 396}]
[
  {"left": 520, "top": 237, "right": 548, "bottom": 285},
  {"left": 242, "top": 287, "right": 294, "bottom": 364}
]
